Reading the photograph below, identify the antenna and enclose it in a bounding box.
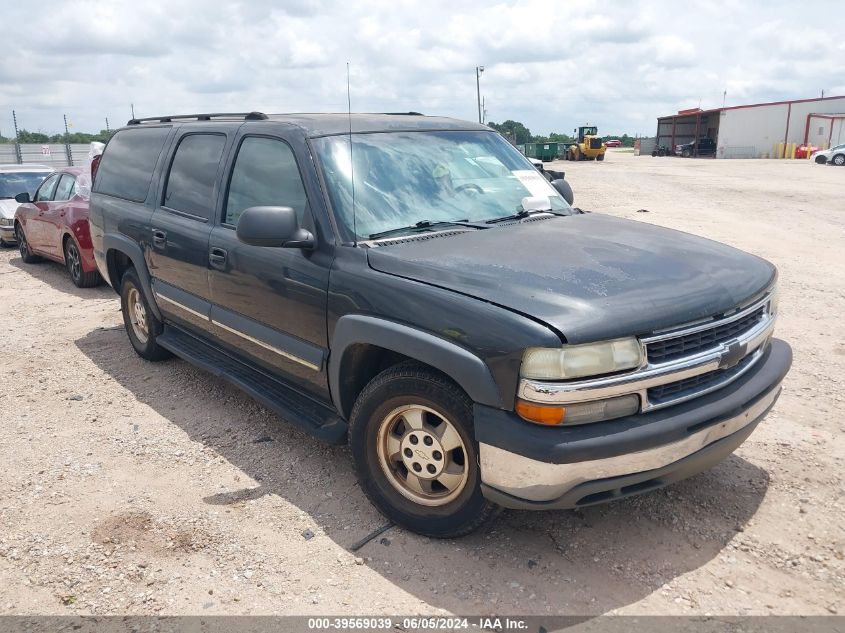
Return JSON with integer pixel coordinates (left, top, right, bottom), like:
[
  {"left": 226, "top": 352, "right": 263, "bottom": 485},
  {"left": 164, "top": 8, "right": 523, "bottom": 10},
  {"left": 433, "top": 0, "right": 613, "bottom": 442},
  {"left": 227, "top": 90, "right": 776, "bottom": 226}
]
[{"left": 347, "top": 62, "right": 357, "bottom": 246}]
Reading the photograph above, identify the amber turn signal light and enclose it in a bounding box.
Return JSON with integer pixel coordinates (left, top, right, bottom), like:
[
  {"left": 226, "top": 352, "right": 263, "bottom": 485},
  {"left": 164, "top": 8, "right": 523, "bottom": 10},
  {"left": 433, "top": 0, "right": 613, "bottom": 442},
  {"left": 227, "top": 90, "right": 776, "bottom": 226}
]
[{"left": 515, "top": 399, "right": 565, "bottom": 425}]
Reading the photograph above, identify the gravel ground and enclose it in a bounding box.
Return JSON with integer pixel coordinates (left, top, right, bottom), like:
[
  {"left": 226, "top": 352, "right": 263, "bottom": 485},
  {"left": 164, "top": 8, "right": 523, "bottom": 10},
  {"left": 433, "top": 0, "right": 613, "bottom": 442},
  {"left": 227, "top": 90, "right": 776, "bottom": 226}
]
[{"left": 0, "top": 151, "right": 842, "bottom": 616}]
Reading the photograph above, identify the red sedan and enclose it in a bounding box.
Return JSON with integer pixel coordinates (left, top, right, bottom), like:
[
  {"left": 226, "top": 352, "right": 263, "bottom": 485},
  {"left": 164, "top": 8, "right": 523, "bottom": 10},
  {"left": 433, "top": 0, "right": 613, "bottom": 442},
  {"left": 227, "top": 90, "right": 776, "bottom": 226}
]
[
  {"left": 14, "top": 166, "right": 101, "bottom": 287},
  {"left": 604, "top": 139, "right": 622, "bottom": 147}
]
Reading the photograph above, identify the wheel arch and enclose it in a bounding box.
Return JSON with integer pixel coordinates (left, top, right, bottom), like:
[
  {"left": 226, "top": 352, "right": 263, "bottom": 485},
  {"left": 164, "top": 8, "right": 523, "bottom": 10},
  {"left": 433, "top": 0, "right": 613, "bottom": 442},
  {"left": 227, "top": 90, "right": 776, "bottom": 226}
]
[
  {"left": 102, "top": 234, "right": 162, "bottom": 320},
  {"left": 330, "top": 315, "right": 503, "bottom": 419}
]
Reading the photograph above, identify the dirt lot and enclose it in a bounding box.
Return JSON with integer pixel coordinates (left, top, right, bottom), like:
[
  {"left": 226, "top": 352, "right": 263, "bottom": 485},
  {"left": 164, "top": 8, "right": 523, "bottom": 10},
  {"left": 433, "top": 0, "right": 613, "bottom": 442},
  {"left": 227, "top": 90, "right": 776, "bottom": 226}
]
[{"left": 0, "top": 151, "right": 842, "bottom": 617}]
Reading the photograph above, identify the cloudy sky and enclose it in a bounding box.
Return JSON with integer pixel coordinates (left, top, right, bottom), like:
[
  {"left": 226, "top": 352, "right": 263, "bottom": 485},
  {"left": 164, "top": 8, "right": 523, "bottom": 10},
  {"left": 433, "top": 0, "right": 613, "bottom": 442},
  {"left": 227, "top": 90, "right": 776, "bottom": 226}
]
[{"left": 2, "top": 0, "right": 843, "bottom": 137}]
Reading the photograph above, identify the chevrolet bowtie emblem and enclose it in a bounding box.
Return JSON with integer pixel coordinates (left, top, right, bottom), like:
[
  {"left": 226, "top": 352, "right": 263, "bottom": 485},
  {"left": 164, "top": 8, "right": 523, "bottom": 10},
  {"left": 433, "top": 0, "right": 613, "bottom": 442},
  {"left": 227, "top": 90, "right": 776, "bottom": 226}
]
[{"left": 719, "top": 341, "right": 747, "bottom": 369}]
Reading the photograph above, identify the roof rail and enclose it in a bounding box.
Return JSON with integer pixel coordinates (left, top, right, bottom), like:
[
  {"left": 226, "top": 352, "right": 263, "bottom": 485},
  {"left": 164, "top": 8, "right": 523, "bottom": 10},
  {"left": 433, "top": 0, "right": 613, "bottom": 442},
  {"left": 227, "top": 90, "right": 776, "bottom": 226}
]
[
  {"left": 126, "top": 112, "right": 268, "bottom": 125},
  {"left": 382, "top": 112, "right": 424, "bottom": 116}
]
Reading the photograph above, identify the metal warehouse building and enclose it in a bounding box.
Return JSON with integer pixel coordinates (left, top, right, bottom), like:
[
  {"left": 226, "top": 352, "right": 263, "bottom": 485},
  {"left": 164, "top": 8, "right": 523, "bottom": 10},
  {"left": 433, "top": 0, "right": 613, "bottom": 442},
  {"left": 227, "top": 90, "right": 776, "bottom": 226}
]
[{"left": 656, "top": 95, "right": 845, "bottom": 158}]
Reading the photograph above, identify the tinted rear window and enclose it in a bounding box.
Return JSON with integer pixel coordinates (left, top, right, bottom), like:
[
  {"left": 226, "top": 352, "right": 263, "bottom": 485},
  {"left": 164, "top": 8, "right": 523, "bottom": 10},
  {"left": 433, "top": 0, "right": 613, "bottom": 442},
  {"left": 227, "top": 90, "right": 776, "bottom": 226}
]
[
  {"left": 95, "top": 127, "right": 171, "bottom": 202},
  {"left": 163, "top": 133, "right": 226, "bottom": 220}
]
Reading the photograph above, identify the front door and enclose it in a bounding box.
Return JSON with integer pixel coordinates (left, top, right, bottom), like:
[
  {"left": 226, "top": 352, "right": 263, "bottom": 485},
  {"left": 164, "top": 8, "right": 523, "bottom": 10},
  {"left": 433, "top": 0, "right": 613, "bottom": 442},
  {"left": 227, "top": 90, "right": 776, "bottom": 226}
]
[
  {"left": 26, "top": 172, "right": 61, "bottom": 250},
  {"left": 208, "top": 132, "right": 331, "bottom": 399},
  {"left": 40, "top": 173, "right": 76, "bottom": 258},
  {"left": 148, "top": 129, "right": 232, "bottom": 334}
]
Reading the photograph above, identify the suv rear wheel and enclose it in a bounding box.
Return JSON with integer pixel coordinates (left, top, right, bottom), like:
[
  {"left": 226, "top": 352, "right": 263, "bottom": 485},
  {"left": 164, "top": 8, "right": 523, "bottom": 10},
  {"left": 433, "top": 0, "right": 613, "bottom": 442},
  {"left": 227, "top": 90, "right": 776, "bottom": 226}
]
[
  {"left": 349, "top": 361, "right": 497, "bottom": 538},
  {"left": 120, "top": 268, "right": 172, "bottom": 361}
]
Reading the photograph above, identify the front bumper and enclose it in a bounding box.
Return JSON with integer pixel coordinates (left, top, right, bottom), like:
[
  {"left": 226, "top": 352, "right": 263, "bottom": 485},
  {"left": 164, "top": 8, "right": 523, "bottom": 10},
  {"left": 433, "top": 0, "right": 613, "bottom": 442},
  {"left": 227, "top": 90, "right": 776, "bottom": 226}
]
[
  {"left": 0, "top": 225, "right": 16, "bottom": 243},
  {"left": 475, "top": 338, "right": 791, "bottom": 509}
]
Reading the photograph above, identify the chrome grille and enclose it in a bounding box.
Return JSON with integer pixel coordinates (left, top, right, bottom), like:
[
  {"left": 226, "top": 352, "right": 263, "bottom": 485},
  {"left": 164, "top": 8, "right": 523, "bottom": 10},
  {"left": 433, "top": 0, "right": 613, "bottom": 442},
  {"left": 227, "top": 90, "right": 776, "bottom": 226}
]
[
  {"left": 648, "top": 352, "right": 758, "bottom": 405},
  {"left": 647, "top": 305, "right": 766, "bottom": 364}
]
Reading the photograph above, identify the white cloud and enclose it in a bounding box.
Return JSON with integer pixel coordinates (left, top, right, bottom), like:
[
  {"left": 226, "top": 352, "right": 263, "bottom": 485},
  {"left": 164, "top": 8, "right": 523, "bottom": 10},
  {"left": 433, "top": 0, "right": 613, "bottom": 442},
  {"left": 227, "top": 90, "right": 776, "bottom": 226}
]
[{"left": 1, "top": 0, "right": 844, "bottom": 137}]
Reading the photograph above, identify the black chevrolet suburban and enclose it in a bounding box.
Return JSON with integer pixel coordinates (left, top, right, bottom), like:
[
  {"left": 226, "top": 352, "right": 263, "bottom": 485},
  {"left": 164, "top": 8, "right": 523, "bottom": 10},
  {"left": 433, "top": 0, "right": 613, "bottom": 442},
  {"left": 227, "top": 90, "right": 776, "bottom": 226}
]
[
  {"left": 676, "top": 137, "right": 717, "bottom": 158},
  {"left": 88, "top": 112, "right": 791, "bottom": 537}
]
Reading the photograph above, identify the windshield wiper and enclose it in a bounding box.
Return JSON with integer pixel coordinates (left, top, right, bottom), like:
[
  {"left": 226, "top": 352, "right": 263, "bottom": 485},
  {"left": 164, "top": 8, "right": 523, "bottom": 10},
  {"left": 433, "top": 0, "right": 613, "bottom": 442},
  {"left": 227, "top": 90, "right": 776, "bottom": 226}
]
[
  {"left": 368, "top": 219, "right": 487, "bottom": 240},
  {"left": 485, "top": 208, "right": 569, "bottom": 225}
]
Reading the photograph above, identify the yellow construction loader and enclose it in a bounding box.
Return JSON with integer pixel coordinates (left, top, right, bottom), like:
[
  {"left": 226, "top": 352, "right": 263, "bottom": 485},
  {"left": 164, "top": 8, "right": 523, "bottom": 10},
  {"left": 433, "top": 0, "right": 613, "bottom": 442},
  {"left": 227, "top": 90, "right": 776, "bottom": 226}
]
[{"left": 566, "top": 126, "right": 607, "bottom": 161}]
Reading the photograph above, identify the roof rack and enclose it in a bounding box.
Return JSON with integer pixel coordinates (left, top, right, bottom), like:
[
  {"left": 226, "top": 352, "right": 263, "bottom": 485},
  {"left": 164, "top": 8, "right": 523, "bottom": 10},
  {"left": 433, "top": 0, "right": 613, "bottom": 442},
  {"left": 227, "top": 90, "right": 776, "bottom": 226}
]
[
  {"left": 126, "top": 112, "right": 268, "bottom": 125},
  {"left": 383, "top": 112, "right": 424, "bottom": 116}
]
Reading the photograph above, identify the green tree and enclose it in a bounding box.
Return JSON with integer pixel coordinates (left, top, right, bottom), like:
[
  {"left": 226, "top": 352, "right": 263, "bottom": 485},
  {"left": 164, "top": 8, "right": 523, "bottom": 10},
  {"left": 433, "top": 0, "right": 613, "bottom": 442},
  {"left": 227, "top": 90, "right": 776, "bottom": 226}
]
[
  {"left": 487, "top": 120, "right": 533, "bottom": 145},
  {"left": 15, "top": 129, "right": 50, "bottom": 143}
]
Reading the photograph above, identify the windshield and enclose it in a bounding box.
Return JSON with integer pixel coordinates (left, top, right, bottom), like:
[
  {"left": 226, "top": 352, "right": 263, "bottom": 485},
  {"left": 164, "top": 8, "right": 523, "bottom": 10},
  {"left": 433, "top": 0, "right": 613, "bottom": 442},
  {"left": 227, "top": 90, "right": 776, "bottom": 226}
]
[
  {"left": 0, "top": 171, "right": 51, "bottom": 199},
  {"left": 313, "top": 130, "right": 572, "bottom": 240}
]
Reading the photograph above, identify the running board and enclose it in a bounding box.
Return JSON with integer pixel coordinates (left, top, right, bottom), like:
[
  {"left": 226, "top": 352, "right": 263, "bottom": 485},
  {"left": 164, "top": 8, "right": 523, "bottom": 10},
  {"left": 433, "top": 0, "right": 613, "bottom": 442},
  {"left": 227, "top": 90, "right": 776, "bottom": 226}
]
[{"left": 157, "top": 325, "right": 348, "bottom": 445}]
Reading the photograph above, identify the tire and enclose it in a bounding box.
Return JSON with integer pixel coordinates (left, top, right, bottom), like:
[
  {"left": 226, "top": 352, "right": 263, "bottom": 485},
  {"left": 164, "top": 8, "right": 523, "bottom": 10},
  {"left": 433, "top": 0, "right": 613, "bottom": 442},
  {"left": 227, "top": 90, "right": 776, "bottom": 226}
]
[
  {"left": 64, "top": 237, "right": 101, "bottom": 288},
  {"left": 681, "top": 149, "right": 691, "bottom": 158},
  {"left": 120, "top": 268, "right": 172, "bottom": 361},
  {"left": 815, "top": 155, "right": 827, "bottom": 165},
  {"left": 0, "top": 239, "right": 13, "bottom": 248},
  {"left": 833, "top": 154, "right": 845, "bottom": 166},
  {"left": 349, "top": 361, "right": 497, "bottom": 538},
  {"left": 15, "top": 223, "right": 42, "bottom": 263},
  {"left": 596, "top": 153, "right": 605, "bottom": 161},
  {"left": 551, "top": 178, "right": 574, "bottom": 206}
]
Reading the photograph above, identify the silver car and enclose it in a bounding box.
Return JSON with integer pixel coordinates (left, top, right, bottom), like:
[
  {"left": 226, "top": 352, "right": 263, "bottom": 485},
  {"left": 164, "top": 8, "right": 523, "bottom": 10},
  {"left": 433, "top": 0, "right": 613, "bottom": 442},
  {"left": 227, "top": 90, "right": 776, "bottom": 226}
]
[
  {"left": 811, "top": 143, "right": 845, "bottom": 166},
  {"left": 0, "top": 164, "right": 54, "bottom": 246}
]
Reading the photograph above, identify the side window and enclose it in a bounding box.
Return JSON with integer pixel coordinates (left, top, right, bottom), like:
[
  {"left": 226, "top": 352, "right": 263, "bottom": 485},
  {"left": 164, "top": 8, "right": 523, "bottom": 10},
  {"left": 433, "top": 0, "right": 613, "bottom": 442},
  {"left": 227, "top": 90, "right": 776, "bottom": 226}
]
[
  {"left": 34, "top": 174, "right": 60, "bottom": 202},
  {"left": 163, "top": 133, "right": 227, "bottom": 220},
  {"left": 94, "top": 126, "right": 171, "bottom": 202},
  {"left": 224, "top": 137, "right": 307, "bottom": 227},
  {"left": 53, "top": 174, "right": 76, "bottom": 201}
]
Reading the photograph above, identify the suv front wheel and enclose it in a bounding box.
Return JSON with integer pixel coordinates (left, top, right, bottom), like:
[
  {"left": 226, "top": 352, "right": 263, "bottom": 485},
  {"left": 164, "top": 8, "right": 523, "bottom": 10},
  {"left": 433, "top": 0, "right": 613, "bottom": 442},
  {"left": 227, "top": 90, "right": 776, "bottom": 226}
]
[
  {"left": 120, "top": 268, "right": 172, "bottom": 361},
  {"left": 349, "top": 361, "right": 497, "bottom": 538}
]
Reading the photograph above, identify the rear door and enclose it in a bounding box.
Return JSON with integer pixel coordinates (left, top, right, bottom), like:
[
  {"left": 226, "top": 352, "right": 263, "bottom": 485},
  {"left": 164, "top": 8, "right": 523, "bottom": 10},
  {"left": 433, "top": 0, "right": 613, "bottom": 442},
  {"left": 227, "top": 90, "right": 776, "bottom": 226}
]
[
  {"left": 26, "top": 173, "right": 61, "bottom": 250},
  {"left": 148, "top": 128, "right": 232, "bottom": 335},
  {"left": 207, "top": 128, "right": 332, "bottom": 398},
  {"left": 40, "top": 173, "right": 76, "bottom": 257}
]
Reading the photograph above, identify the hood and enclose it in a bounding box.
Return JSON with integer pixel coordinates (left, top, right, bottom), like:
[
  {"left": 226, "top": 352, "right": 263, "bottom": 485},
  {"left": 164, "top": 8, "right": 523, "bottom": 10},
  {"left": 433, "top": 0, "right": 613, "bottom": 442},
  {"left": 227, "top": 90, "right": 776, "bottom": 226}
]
[
  {"left": 366, "top": 213, "right": 776, "bottom": 344},
  {"left": 0, "top": 199, "right": 19, "bottom": 220}
]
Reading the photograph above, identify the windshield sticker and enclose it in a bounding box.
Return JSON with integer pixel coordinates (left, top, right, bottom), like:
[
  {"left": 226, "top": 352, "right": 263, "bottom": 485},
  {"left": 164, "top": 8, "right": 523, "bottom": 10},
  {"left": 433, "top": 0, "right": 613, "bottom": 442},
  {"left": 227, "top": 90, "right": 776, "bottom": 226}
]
[{"left": 512, "top": 169, "right": 555, "bottom": 198}]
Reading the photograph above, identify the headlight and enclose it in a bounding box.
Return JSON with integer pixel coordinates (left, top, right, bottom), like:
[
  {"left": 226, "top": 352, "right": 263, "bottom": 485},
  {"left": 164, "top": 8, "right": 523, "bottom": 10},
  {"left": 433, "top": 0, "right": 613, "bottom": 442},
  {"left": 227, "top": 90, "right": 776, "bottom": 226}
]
[
  {"left": 768, "top": 286, "right": 779, "bottom": 316},
  {"left": 0, "top": 218, "right": 13, "bottom": 227},
  {"left": 521, "top": 337, "right": 643, "bottom": 380}
]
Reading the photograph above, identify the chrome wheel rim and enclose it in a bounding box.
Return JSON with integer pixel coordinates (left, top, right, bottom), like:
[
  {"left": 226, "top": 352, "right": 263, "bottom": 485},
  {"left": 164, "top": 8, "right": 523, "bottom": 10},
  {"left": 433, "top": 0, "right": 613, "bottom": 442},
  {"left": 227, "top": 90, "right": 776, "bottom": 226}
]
[
  {"left": 835, "top": 155, "right": 845, "bottom": 166},
  {"left": 127, "top": 287, "right": 149, "bottom": 344},
  {"left": 376, "top": 404, "right": 470, "bottom": 507},
  {"left": 66, "top": 242, "right": 81, "bottom": 280}
]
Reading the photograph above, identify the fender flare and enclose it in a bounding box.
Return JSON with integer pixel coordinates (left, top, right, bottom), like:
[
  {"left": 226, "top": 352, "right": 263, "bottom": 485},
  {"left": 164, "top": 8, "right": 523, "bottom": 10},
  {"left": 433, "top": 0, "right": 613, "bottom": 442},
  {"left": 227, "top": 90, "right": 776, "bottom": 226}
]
[
  {"left": 329, "top": 314, "right": 503, "bottom": 415},
  {"left": 102, "top": 233, "right": 162, "bottom": 321}
]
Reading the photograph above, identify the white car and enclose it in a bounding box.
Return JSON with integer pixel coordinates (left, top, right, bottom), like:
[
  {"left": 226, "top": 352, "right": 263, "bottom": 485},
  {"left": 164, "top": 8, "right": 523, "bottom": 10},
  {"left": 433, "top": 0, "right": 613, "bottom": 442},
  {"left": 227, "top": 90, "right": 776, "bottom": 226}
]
[
  {"left": 811, "top": 143, "right": 845, "bottom": 166},
  {"left": 0, "top": 164, "right": 54, "bottom": 246}
]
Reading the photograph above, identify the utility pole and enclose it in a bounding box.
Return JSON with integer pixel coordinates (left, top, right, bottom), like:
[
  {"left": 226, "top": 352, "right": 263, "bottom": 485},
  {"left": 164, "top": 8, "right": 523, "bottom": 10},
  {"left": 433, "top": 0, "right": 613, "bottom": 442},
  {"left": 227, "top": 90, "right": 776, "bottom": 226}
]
[
  {"left": 475, "top": 66, "right": 484, "bottom": 124},
  {"left": 131, "top": 103, "right": 135, "bottom": 119},
  {"left": 821, "top": 89, "right": 825, "bottom": 99},
  {"left": 63, "top": 114, "right": 73, "bottom": 166},
  {"left": 12, "top": 109, "right": 21, "bottom": 164},
  {"left": 722, "top": 90, "right": 726, "bottom": 107},
  {"left": 105, "top": 117, "right": 110, "bottom": 133}
]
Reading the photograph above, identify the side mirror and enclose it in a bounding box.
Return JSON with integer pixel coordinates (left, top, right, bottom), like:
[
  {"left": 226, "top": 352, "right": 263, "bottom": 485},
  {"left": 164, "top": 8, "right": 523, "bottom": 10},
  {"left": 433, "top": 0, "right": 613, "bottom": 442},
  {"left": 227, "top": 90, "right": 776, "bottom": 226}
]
[
  {"left": 235, "top": 206, "right": 315, "bottom": 250},
  {"left": 15, "top": 192, "right": 31, "bottom": 203},
  {"left": 551, "top": 179, "right": 574, "bottom": 206}
]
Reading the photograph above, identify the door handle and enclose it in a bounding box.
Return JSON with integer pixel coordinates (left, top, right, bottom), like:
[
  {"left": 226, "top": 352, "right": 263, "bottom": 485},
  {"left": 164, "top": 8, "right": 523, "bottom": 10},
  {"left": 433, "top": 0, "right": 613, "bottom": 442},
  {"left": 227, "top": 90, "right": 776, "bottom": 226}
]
[
  {"left": 209, "top": 247, "right": 227, "bottom": 268},
  {"left": 152, "top": 229, "right": 167, "bottom": 248}
]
